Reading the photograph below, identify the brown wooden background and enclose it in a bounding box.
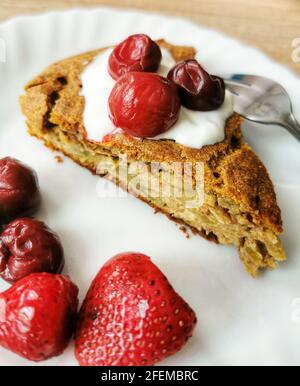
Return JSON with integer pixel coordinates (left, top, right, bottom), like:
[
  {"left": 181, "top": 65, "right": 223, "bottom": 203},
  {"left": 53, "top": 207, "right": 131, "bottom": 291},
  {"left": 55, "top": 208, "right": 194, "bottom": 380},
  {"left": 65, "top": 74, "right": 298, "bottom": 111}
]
[{"left": 1, "top": 0, "right": 299, "bottom": 74}]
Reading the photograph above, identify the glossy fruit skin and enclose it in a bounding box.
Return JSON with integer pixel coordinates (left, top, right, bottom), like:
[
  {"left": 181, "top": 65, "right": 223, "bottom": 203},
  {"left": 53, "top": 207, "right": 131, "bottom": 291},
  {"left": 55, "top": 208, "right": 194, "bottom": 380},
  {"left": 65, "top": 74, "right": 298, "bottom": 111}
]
[
  {"left": 0, "top": 273, "right": 78, "bottom": 362},
  {"left": 0, "top": 218, "right": 64, "bottom": 283},
  {"left": 0, "top": 157, "right": 41, "bottom": 225},
  {"left": 108, "top": 34, "right": 162, "bottom": 80},
  {"left": 168, "top": 60, "right": 225, "bottom": 111},
  {"left": 109, "top": 72, "right": 181, "bottom": 138},
  {"left": 75, "top": 252, "right": 197, "bottom": 366}
]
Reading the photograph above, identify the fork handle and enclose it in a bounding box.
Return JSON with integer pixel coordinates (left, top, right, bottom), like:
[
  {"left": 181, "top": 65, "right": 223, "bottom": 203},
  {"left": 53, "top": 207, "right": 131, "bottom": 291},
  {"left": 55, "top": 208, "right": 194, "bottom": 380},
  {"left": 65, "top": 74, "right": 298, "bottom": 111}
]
[{"left": 283, "top": 113, "right": 300, "bottom": 142}]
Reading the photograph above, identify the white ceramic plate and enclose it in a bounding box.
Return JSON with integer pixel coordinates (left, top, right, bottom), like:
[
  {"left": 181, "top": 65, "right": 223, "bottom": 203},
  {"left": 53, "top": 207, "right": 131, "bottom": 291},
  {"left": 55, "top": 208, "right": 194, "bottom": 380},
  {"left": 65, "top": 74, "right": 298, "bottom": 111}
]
[{"left": 0, "top": 7, "right": 300, "bottom": 366}]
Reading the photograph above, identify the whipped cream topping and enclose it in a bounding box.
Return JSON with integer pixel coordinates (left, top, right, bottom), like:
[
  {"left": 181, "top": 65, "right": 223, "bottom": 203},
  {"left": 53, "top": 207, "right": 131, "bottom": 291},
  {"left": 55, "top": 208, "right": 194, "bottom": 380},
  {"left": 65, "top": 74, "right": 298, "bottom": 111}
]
[{"left": 80, "top": 48, "right": 234, "bottom": 148}]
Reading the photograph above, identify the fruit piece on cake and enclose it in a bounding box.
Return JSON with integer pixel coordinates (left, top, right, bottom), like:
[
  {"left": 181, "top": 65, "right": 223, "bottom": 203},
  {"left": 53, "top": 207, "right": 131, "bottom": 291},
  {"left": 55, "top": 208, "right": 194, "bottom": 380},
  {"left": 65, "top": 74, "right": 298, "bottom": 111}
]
[{"left": 20, "top": 34, "right": 286, "bottom": 277}]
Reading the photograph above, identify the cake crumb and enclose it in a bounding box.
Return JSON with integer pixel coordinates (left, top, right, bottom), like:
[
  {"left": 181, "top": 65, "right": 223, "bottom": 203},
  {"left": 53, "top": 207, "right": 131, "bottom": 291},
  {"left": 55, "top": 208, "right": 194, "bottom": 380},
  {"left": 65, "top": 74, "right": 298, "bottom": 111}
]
[
  {"left": 179, "top": 225, "right": 190, "bottom": 239},
  {"left": 55, "top": 155, "right": 63, "bottom": 163}
]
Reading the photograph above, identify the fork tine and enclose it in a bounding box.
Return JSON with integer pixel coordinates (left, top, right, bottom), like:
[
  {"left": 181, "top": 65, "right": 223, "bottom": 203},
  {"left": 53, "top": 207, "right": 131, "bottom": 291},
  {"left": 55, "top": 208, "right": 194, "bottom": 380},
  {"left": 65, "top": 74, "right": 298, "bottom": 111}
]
[
  {"left": 237, "top": 74, "right": 275, "bottom": 88},
  {"left": 225, "top": 83, "right": 244, "bottom": 96},
  {"left": 222, "top": 74, "right": 277, "bottom": 89},
  {"left": 225, "top": 82, "right": 261, "bottom": 99},
  {"left": 229, "top": 74, "right": 261, "bottom": 86},
  {"left": 221, "top": 74, "right": 254, "bottom": 86}
]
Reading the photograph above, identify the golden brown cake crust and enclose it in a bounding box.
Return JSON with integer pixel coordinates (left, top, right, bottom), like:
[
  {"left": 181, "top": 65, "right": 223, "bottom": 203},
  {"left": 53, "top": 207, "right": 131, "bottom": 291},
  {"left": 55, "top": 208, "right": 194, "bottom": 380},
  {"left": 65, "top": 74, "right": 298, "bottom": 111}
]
[{"left": 219, "top": 144, "right": 282, "bottom": 232}]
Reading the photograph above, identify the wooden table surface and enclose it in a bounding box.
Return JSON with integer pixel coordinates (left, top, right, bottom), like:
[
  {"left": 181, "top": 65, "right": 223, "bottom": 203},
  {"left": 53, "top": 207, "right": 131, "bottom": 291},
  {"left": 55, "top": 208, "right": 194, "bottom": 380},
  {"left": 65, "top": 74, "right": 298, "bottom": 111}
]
[{"left": 1, "top": 0, "right": 299, "bottom": 75}]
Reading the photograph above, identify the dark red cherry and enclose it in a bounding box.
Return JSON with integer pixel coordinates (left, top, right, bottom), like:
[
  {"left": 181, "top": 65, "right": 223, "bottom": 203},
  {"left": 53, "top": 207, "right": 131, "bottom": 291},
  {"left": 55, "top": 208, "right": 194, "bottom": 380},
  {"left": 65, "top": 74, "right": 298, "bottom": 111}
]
[
  {"left": 167, "top": 60, "right": 225, "bottom": 111},
  {"left": 0, "top": 218, "right": 64, "bottom": 283},
  {"left": 0, "top": 157, "right": 41, "bottom": 225},
  {"left": 108, "top": 34, "right": 162, "bottom": 80},
  {"left": 109, "top": 72, "right": 180, "bottom": 138}
]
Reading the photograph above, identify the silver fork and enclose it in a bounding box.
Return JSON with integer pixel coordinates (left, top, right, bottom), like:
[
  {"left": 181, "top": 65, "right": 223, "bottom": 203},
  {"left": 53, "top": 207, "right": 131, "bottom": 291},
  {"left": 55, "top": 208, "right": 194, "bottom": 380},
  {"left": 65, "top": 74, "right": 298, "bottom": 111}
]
[{"left": 223, "top": 74, "right": 300, "bottom": 141}]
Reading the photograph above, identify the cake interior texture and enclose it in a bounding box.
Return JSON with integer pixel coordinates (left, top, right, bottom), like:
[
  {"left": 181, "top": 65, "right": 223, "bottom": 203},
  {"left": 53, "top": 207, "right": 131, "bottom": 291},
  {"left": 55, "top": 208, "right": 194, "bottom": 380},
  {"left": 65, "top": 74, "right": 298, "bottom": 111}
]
[{"left": 20, "top": 40, "right": 286, "bottom": 277}]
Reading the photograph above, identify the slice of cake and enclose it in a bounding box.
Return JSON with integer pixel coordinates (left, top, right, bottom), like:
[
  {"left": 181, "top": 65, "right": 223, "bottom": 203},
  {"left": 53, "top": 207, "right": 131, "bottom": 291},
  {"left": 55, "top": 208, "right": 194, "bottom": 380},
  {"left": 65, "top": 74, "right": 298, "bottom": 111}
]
[{"left": 20, "top": 37, "right": 286, "bottom": 277}]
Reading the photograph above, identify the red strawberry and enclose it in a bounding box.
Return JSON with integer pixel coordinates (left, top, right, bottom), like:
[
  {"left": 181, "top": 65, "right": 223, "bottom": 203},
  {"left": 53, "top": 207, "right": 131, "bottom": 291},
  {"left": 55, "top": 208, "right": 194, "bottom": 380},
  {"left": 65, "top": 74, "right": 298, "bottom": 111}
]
[
  {"left": 0, "top": 273, "right": 78, "bottom": 362},
  {"left": 75, "top": 252, "right": 197, "bottom": 366}
]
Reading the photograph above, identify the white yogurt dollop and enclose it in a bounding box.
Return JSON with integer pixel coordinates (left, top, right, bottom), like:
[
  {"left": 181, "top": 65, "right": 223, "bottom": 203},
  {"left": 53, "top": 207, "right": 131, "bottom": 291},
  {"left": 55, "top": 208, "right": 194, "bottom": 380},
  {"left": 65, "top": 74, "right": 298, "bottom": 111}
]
[{"left": 80, "top": 48, "right": 234, "bottom": 148}]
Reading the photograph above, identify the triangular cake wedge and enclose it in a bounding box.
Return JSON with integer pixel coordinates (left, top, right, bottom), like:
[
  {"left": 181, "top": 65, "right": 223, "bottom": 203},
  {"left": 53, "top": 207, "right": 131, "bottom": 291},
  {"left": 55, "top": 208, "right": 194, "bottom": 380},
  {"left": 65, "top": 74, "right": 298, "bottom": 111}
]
[{"left": 20, "top": 40, "right": 286, "bottom": 276}]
